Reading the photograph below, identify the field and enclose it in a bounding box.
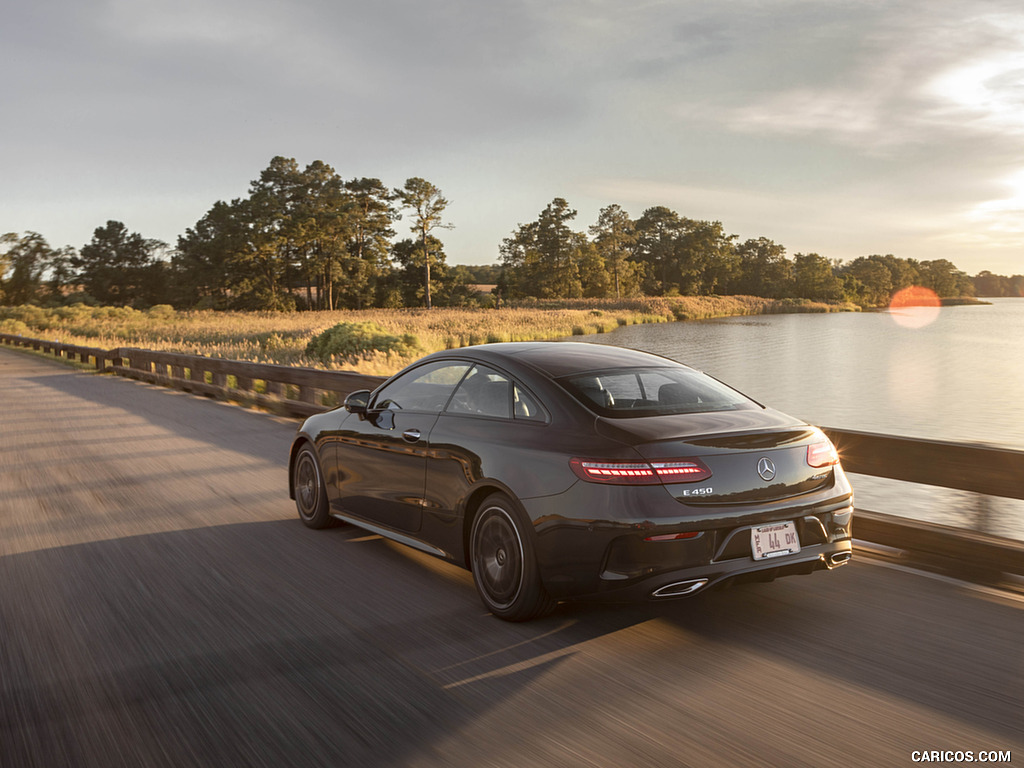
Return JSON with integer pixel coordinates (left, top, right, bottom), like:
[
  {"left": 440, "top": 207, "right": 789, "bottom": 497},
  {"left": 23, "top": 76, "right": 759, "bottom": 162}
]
[{"left": 0, "top": 296, "right": 858, "bottom": 376}]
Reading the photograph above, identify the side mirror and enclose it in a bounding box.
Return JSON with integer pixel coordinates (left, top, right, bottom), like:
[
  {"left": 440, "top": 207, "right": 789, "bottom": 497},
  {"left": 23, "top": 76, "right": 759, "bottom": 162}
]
[{"left": 343, "top": 389, "right": 371, "bottom": 415}]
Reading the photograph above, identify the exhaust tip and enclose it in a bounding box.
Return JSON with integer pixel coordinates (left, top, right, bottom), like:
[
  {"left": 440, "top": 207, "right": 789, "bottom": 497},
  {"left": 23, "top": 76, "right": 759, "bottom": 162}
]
[
  {"left": 827, "top": 551, "right": 852, "bottom": 567},
  {"left": 652, "top": 578, "right": 709, "bottom": 598}
]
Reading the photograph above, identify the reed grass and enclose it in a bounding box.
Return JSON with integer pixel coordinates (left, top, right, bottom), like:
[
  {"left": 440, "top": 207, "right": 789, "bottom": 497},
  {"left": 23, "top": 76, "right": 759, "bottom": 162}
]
[{"left": 0, "top": 296, "right": 858, "bottom": 376}]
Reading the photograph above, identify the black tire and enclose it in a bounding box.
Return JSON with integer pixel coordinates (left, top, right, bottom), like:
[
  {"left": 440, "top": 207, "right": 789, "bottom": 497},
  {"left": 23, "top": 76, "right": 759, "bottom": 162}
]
[
  {"left": 469, "top": 493, "right": 557, "bottom": 621},
  {"left": 293, "top": 444, "right": 334, "bottom": 529}
]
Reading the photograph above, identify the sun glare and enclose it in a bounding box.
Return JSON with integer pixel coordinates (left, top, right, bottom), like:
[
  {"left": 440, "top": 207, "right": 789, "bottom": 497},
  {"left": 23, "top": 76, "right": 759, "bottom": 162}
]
[
  {"left": 889, "top": 286, "right": 940, "bottom": 329},
  {"left": 926, "top": 48, "right": 1024, "bottom": 131}
]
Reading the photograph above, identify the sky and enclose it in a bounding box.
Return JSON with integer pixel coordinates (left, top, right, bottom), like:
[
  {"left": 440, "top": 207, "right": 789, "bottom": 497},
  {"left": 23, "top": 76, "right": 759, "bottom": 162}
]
[{"left": 4, "top": 0, "right": 1024, "bottom": 275}]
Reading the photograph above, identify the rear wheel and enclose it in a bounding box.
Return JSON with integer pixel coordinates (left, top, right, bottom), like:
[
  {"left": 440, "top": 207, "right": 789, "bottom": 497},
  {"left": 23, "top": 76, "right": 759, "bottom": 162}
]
[
  {"left": 470, "top": 493, "right": 556, "bottom": 621},
  {"left": 293, "top": 445, "right": 334, "bottom": 529}
]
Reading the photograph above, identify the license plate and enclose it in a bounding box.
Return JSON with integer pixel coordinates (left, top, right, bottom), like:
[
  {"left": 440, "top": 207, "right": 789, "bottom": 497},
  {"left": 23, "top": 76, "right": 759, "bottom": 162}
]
[{"left": 751, "top": 521, "right": 801, "bottom": 560}]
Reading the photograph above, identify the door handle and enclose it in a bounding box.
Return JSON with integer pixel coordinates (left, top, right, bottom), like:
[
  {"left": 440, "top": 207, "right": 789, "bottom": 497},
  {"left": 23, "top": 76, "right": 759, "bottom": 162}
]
[{"left": 402, "top": 429, "right": 421, "bottom": 443}]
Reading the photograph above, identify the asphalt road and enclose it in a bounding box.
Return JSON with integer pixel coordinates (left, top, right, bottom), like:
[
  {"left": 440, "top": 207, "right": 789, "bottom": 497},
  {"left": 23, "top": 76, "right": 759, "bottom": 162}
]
[{"left": 1, "top": 345, "right": 1021, "bottom": 768}]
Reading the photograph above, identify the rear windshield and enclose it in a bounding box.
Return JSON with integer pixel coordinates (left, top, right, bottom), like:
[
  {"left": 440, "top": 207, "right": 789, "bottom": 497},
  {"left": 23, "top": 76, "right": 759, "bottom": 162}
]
[{"left": 559, "top": 367, "right": 758, "bottom": 418}]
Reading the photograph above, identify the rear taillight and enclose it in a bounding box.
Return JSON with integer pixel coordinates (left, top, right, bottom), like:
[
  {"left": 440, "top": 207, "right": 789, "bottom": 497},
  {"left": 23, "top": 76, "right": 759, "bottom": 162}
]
[
  {"left": 807, "top": 441, "right": 839, "bottom": 468},
  {"left": 570, "top": 458, "right": 712, "bottom": 485}
]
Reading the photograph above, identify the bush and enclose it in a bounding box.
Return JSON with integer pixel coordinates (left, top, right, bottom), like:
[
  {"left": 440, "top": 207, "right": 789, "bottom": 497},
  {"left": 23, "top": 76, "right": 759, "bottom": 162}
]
[
  {"left": 147, "top": 304, "right": 176, "bottom": 320},
  {"left": 0, "top": 319, "right": 29, "bottom": 335},
  {"left": 305, "top": 321, "right": 420, "bottom": 364}
]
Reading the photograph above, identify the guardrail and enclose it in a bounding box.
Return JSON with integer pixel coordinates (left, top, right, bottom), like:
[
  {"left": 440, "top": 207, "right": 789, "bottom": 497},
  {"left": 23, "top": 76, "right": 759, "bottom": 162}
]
[
  {"left": 0, "top": 333, "right": 383, "bottom": 418},
  {"left": 819, "top": 427, "right": 1024, "bottom": 579},
  {"left": 4, "top": 331, "right": 1023, "bottom": 578}
]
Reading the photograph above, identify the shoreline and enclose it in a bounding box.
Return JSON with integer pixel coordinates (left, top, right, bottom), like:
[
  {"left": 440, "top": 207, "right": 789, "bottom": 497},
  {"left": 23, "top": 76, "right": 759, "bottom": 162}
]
[
  {"left": 5, "top": 294, "right": 998, "bottom": 378},
  {"left": 0, "top": 296, "right": 860, "bottom": 376}
]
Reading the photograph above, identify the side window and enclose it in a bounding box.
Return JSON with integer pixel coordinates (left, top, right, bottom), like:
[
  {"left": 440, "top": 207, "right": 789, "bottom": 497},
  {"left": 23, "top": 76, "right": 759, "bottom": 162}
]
[
  {"left": 447, "top": 365, "right": 512, "bottom": 419},
  {"left": 373, "top": 361, "right": 471, "bottom": 413},
  {"left": 447, "top": 365, "right": 548, "bottom": 422},
  {"left": 513, "top": 383, "right": 545, "bottom": 422}
]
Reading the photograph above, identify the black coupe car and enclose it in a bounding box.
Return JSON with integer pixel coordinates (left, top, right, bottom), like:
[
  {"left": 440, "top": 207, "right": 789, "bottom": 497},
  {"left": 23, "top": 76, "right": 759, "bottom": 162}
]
[{"left": 289, "top": 342, "right": 853, "bottom": 620}]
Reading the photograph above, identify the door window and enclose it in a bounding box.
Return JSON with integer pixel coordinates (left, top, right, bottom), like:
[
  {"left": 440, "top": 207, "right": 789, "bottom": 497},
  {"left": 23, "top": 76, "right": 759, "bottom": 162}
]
[
  {"left": 373, "top": 361, "right": 471, "bottom": 413},
  {"left": 447, "top": 365, "right": 547, "bottom": 422}
]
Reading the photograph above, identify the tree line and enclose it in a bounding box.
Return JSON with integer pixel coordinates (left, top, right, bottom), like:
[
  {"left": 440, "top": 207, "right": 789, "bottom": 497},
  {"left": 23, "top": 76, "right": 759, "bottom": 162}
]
[
  {"left": 2, "top": 156, "right": 1021, "bottom": 311},
  {"left": 497, "top": 198, "right": 1003, "bottom": 305}
]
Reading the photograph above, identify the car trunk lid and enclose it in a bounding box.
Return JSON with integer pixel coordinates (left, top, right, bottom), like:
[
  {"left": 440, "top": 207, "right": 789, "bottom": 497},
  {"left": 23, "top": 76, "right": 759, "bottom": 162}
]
[{"left": 596, "top": 412, "right": 835, "bottom": 504}]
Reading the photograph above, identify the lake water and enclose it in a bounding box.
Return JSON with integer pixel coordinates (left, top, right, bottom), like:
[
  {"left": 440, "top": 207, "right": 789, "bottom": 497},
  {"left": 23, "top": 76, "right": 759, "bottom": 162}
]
[{"left": 571, "top": 297, "right": 1024, "bottom": 541}]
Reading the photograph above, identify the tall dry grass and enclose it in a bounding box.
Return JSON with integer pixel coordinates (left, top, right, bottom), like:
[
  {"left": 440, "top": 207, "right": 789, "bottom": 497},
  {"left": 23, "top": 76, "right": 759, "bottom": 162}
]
[{"left": 0, "top": 296, "right": 858, "bottom": 376}]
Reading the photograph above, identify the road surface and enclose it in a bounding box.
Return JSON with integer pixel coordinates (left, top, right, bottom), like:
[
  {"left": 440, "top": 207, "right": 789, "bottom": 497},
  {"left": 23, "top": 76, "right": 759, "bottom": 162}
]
[{"left": 1, "top": 345, "right": 1021, "bottom": 767}]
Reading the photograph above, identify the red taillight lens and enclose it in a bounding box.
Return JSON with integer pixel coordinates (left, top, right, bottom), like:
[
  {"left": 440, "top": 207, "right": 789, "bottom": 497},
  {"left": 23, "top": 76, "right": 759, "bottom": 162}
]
[
  {"left": 807, "top": 441, "right": 839, "bottom": 468},
  {"left": 651, "top": 461, "right": 712, "bottom": 482},
  {"left": 570, "top": 458, "right": 712, "bottom": 485}
]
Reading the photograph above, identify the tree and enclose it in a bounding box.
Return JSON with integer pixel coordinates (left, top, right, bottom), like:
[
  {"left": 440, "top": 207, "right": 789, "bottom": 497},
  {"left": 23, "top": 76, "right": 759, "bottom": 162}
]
[
  {"left": 919, "top": 259, "right": 972, "bottom": 297},
  {"left": 841, "top": 256, "right": 893, "bottom": 307},
  {"left": 174, "top": 199, "right": 251, "bottom": 309},
  {"left": 500, "top": 198, "right": 595, "bottom": 299},
  {"left": 72, "top": 221, "right": 165, "bottom": 307},
  {"left": 633, "top": 207, "right": 686, "bottom": 295},
  {"left": 681, "top": 220, "right": 738, "bottom": 295},
  {"left": 732, "top": 237, "right": 793, "bottom": 297},
  {"left": 874, "top": 254, "right": 920, "bottom": 293},
  {"left": 291, "top": 160, "right": 353, "bottom": 311},
  {"left": 589, "top": 205, "right": 640, "bottom": 298},
  {"left": 243, "top": 156, "right": 308, "bottom": 311},
  {"left": 343, "top": 178, "right": 398, "bottom": 309},
  {"left": 793, "top": 253, "right": 844, "bottom": 302},
  {"left": 392, "top": 234, "right": 449, "bottom": 306},
  {"left": 395, "top": 177, "right": 452, "bottom": 309},
  {"left": 44, "top": 246, "right": 77, "bottom": 304},
  {"left": 1, "top": 232, "right": 52, "bottom": 305},
  {"left": 973, "top": 270, "right": 1009, "bottom": 297}
]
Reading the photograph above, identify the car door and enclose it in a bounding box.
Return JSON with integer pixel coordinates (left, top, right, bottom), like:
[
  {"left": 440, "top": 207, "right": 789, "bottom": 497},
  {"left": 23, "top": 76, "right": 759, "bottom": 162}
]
[
  {"left": 331, "top": 360, "right": 471, "bottom": 533},
  {"left": 421, "top": 364, "right": 551, "bottom": 554}
]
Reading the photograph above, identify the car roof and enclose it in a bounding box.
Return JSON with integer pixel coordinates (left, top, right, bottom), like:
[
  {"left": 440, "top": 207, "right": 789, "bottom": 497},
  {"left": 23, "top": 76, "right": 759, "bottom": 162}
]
[{"left": 446, "top": 341, "right": 685, "bottom": 378}]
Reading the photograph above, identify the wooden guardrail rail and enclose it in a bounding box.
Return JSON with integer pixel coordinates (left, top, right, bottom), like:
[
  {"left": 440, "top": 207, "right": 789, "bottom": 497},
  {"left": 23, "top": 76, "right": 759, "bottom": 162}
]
[
  {"left": 3, "top": 331, "right": 1023, "bottom": 576},
  {"left": 0, "top": 332, "right": 384, "bottom": 418},
  {"left": 821, "top": 428, "right": 1024, "bottom": 501},
  {"left": 820, "top": 427, "right": 1024, "bottom": 576},
  {"left": 111, "top": 346, "right": 384, "bottom": 418}
]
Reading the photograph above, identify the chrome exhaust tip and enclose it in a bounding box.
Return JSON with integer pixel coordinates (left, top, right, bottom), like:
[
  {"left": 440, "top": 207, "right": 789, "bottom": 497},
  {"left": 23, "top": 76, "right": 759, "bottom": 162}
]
[
  {"left": 827, "top": 551, "right": 852, "bottom": 568},
  {"left": 651, "top": 578, "right": 709, "bottom": 598}
]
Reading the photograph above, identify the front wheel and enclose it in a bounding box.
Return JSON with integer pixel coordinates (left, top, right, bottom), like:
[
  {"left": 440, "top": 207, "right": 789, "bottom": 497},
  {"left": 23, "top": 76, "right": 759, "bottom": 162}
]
[
  {"left": 470, "top": 493, "right": 556, "bottom": 621},
  {"left": 293, "top": 444, "right": 334, "bottom": 529}
]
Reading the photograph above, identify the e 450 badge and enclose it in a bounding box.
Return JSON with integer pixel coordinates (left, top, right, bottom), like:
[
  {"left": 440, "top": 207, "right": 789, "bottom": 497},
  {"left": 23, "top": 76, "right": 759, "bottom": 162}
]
[{"left": 680, "top": 487, "right": 713, "bottom": 496}]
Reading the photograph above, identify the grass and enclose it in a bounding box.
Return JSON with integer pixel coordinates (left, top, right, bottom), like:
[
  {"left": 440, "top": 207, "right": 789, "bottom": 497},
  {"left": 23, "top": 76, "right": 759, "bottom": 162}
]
[{"left": 0, "top": 297, "right": 859, "bottom": 377}]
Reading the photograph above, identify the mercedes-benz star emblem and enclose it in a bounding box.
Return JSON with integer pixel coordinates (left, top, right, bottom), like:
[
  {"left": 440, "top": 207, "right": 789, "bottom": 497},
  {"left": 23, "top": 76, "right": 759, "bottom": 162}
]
[{"left": 757, "top": 457, "right": 777, "bottom": 482}]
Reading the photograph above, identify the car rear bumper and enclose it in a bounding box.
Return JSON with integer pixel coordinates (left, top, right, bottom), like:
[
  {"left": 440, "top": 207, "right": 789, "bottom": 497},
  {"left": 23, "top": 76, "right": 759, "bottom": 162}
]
[
  {"left": 578, "top": 539, "right": 853, "bottom": 602},
  {"left": 524, "top": 480, "right": 854, "bottom": 600}
]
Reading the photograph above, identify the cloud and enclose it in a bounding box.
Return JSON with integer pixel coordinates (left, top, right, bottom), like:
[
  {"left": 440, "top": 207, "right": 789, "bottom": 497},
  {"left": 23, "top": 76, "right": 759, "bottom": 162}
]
[
  {"left": 711, "top": 4, "right": 1024, "bottom": 150},
  {"left": 5, "top": 0, "right": 1024, "bottom": 273}
]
